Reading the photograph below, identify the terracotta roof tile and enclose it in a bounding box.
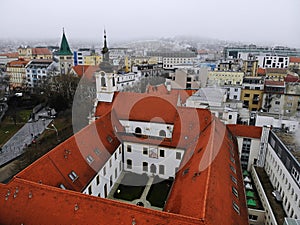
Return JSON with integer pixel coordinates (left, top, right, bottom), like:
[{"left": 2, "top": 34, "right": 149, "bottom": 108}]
[
  {"left": 264, "top": 80, "right": 285, "bottom": 87},
  {"left": 290, "top": 57, "right": 300, "bottom": 63},
  {"left": 257, "top": 68, "right": 266, "bottom": 75},
  {"left": 0, "top": 52, "right": 19, "bottom": 58},
  {"left": 0, "top": 178, "right": 201, "bottom": 225},
  {"left": 284, "top": 74, "right": 300, "bottom": 82},
  {"left": 72, "top": 65, "right": 99, "bottom": 81},
  {"left": 7, "top": 59, "right": 29, "bottom": 66},
  {"left": 16, "top": 111, "right": 121, "bottom": 192},
  {"left": 32, "top": 48, "right": 52, "bottom": 55},
  {"left": 227, "top": 124, "right": 262, "bottom": 139},
  {"left": 0, "top": 91, "right": 248, "bottom": 225},
  {"left": 265, "top": 68, "right": 287, "bottom": 74}
]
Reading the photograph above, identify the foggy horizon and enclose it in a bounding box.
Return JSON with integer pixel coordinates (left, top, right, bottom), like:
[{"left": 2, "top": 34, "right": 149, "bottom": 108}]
[{"left": 1, "top": 0, "right": 300, "bottom": 48}]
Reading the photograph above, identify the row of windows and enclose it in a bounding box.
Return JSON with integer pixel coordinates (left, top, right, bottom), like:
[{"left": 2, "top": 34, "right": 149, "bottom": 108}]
[
  {"left": 127, "top": 145, "right": 182, "bottom": 160},
  {"left": 126, "top": 159, "right": 166, "bottom": 175},
  {"left": 88, "top": 161, "right": 122, "bottom": 196},
  {"left": 211, "top": 74, "right": 243, "bottom": 77},
  {"left": 266, "top": 151, "right": 299, "bottom": 219}
]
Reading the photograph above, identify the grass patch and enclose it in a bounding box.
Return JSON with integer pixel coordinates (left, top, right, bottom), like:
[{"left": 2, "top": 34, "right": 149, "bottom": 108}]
[
  {"left": 0, "top": 109, "right": 33, "bottom": 146},
  {"left": 0, "top": 111, "right": 74, "bottom": 183},
  {"left": 146, "top": 176, "right": 174, "bottom": 208},
  {"left": 113, "top": 172, "right": 148, "bottom": 201}
]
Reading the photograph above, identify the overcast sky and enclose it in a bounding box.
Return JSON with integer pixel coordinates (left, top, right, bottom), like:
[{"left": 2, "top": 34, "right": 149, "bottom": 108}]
[{"left": 1, "top": 0, "right": 300, "bottom": 47}]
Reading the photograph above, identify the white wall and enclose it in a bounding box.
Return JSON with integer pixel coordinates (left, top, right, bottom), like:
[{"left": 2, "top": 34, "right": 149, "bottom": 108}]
[
  {"left": 255, "top": 115, "right": 299, "bottom": 133},
  {"left": 82, "top": 145, "right": 123, "bottom": 198},
  {"left": 264, "top": 144, "right": 300, "bottom": 219},
  {"left": 119, "top": 120, "right": 174, "bottom": 139},
  {"left": 236, "top": 137, "right": 261, "bottom": 171},
  {"left": 123, "top": 142, "right": 184, "bottom": 180}
]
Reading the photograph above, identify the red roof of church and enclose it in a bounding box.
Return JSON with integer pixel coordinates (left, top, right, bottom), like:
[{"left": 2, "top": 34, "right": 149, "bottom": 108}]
[
  {"left": 72, "top": 65, "right": 99, "bottom": 81},
  {"left": 0, "top": 91, "right": 248, "bottom": 225}
]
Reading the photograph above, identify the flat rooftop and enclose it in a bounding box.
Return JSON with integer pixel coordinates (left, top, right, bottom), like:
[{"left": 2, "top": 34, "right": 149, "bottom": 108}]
[
  {"left": 255, "top": 167, "right": 286, "bottom": 225},
  {"left": 273, "top": 130, "right": 300, "bottom": 163}
]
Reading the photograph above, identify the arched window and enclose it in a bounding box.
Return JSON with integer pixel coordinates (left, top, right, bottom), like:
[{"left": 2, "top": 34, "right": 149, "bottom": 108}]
[
  {"left": 135, "top": 127, "right": 142, "bottom": 134},
  {"left": 150, "top": 164, "right": 156, "bottom": 173},
  {"left": 112, "top": 76, "right": 115, "bottom": 87},
  {"left": 101, "top": 76, "right": 106, "bottom": 87},
  {"left": 159, "top": 130, "right": 166, "bottom": 137}
]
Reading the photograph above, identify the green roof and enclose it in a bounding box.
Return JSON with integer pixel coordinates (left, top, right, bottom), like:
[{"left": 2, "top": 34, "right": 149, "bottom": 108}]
[
  {"left": 246, "top": 191, "right": 255, "bottom": 198},
  {"left": 247, "top": 199, "right": 257, "bottom": 207},
  {"left": 243, "top": 170, "right": 249, "bottom": 176},
  {"left": 59, "top": 31, "right": 72, "bottom": 55}
]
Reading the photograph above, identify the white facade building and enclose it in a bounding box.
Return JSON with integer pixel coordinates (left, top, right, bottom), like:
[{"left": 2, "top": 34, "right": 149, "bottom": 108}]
[
  {"left": 116, "top": 72, "right": 141, "bottom": 91},
  {"left": 82, "top": 145, "right": 123, "bottom": 198},
  {"left": 256, "top": 55, "right": 289, "bottom": 69},
  {"left": 25, "top": 60, "right": 55, "bottom": 89},
  {"left": 255, "top": 113, "right": 299, "bottom": 133}
]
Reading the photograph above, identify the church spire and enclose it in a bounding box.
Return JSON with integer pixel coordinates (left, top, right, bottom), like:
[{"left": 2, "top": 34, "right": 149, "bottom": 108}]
[
  {"left": 101, "top": 29, "right": 109, "bottom": 62},
  {"left": 58, "top": 28, "right": 72, "bottom": 56}
]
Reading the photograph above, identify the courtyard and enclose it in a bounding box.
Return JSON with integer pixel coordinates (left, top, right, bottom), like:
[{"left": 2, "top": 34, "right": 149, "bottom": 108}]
[{"left": 109, "top": 172, "right": 174, "bottom": 210}]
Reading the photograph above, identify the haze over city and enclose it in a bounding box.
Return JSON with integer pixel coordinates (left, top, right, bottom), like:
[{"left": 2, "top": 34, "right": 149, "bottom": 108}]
[{"left": 1, "top": 0, "right": 300, "bottom": 47}]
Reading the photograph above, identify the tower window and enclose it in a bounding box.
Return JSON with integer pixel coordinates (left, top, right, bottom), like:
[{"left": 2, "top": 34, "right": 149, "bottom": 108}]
[{"left": 101, "top": 76, "right": 106, "bottom": 87}]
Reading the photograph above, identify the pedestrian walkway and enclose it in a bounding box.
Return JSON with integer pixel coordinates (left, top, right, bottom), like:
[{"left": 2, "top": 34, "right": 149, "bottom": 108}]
[{"left": 0, "top": 108, "right": 53, "bottom": 166}]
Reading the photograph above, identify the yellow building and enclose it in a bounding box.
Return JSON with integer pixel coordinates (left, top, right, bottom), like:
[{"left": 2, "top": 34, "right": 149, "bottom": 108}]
[
  {"left": 242, "top": 59, "right": 258, "bottom": 76},
  {"left": 18, "top": 46, "right": 52, "bottom": 60},
  {"left": 6, "top": 59, "right": 29, "bottom": 89},
  {"left": 208, "top": 71, "right": 244, "bottom": 86},
  {"left": 265, "top": 68, "right": 287, "bottom": 81},
  {"left": 84, "top": 55, "right": 102, "bottom": 65},
  {"left": 241, "top": 77, "right": 264, "bottom": 111}
]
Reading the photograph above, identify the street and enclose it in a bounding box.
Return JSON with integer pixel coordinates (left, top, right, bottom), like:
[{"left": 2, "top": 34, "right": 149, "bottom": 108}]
[{"left": 0, "top": 108, "right": 53, "bottom": 166}]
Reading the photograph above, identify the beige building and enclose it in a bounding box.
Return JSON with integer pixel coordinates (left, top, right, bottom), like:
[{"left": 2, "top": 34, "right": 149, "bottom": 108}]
[
  {"left": 208, "top": 70, "right": 244, "bottom": 86},
  {"left": 242, "top": 59, "right": 258, "bottom": 77},
  {"left": 84, "top": 54, "right": 102, "bottom": 65},
  {"left": 265, "top": 68, "right": 287, "bottom": 81},
  {"left": 7, "top": 59, "right": 29, "bottom": 89},
  {"left": 168, "top": 69, "right": 200, "bottom": 89},
  {"left": 18, "top": 46, "right": 52, "bottom": 60}
]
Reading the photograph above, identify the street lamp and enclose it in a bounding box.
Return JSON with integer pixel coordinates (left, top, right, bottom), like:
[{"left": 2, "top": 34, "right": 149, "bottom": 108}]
[
  {"left": 46, "top": 123, "right": 59, "bottom": 141},
  {"left": 51, "top": 124, "right": 58, "bottom": 137}
]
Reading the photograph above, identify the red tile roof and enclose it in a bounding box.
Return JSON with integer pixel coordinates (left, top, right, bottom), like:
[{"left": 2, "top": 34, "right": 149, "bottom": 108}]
[
  {"left": 227, "top": 124, "right": 262, "bottom": 139},
  {"left": 265, "top": 68, "right": 287, "bottom": 74},
  {"left": 0, "top": 52, "right": 19, "bottom": 58},
  {"left": 72, "top": 65, "right": 99, "bottom": 81},
  {"left": 284, "top": 74, "right": 300, "bottom": 82},
  {"left": 0, "top": 178, "right": 201, "bottom": 225},
  {"left": 32, "top": 48, "right": 52, "bottom": 55},
  {"left": 290, "top": 57, "right": 300, "bottom": 63},
  {"left": 165, "top": 119, "right": 248, "bottom": 225},
  {"left": 257, "top": 68, "right": 266, "bottom": 76},
  {"left": 264, "top": 80, "right": 285, "bottom": 87},
  {"left": 16, "top": 111, "right": 121, "bottom": 191},
  {"left": 7, "top": 59, "right": 29, "bottom": 67},
  {"left": 0, "top": 91, "right": 248, "bottom": 225}
]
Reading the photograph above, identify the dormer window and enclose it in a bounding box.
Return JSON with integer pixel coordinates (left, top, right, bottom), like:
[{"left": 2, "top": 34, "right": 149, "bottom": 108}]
[{"left": 68, "top": 171, "right": 78, "bottom": 182}]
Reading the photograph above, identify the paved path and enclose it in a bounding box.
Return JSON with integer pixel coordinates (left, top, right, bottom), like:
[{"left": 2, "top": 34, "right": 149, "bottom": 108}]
[{"left": 0, "top": 108, "right": 53, "bottom": 166}]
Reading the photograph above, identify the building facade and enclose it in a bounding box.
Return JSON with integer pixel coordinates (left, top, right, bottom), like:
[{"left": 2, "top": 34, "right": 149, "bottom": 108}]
[{"left": 6, "top": 59, "right": 29, "bottom": 89}]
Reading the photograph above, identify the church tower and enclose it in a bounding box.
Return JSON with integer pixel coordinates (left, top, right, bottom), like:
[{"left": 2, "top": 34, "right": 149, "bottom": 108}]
[
  {"left": 95, "top": 30, "right": 116, "bottom": 103},
  {"left": 58, "top": 29, "right": 73, "bottom": 75}
]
